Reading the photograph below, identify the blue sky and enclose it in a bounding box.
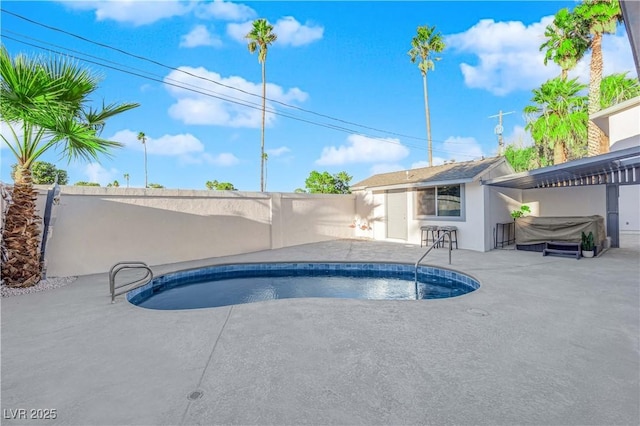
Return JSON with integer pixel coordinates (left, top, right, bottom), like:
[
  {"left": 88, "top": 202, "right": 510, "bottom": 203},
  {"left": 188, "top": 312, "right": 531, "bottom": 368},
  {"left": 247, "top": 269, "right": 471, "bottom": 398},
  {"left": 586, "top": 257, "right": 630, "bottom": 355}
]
[{"left": 0, "top": 0, "right": 636, "bottom": 191}]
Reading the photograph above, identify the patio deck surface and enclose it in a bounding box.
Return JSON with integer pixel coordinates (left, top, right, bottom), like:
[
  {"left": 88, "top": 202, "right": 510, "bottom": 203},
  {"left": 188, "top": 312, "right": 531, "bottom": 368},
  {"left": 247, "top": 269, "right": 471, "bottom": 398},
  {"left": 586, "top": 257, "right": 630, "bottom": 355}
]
[{"left": 1, "top": 236, "right": 639, "bottom": 425}]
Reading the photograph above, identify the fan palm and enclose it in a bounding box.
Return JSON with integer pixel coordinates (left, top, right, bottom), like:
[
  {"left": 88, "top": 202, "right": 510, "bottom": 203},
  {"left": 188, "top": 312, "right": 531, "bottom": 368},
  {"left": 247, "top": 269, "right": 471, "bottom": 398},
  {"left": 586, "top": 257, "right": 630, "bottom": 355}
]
[
  {"left": 524, "top": 77, "right": 588, "bottom": 165},
  {"left": 574, "top": 0, "right": 623, "bottom": 156},
  {"left": 540, "top": 8, "right": 590, "bottom": 80},
  {"left": 0, "top": 45, "right": 139, "bottom": 287},
  {"left": 600, "top": 72, "right": 640, "bottom": 109},
  {"left": 408, "top": 25, "right": 445, "bottom": 167},
  {"left": 137, "top": 131, "right": 148, "bottom": 188},
  {"left": 246, "top": 19, "right": 277, "bottom": 192}
]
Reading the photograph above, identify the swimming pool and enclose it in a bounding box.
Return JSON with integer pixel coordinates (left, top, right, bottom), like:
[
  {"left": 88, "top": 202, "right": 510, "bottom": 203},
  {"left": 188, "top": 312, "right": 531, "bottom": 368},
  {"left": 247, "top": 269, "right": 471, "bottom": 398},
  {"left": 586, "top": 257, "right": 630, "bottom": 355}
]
[{"left": 128, "top": 262, "right": 480, "bottom": 310}]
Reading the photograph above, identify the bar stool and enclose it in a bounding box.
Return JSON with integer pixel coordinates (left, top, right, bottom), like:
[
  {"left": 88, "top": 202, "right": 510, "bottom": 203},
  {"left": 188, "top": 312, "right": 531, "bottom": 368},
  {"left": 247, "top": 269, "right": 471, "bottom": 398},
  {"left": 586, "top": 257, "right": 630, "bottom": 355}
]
[
  {"left": 420, "top": 225, "right": 439, "bottom": 247},
  {"left": 438, "top": 226, "right": 458, "bottom": 249}
]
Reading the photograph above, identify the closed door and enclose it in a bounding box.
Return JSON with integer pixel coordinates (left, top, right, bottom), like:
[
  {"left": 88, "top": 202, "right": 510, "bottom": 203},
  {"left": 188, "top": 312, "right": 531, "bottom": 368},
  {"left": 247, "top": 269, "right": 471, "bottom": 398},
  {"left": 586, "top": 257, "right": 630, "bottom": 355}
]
[{"left": 386, "top": 190, "right": 407, "bottom": 240}]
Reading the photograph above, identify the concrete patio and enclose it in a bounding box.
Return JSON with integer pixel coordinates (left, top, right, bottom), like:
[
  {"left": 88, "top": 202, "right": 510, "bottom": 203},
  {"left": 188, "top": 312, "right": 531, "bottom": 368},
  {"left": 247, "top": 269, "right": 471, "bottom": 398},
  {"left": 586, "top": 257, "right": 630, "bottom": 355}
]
[{"left": 1, "top": 236, "right": 639, "bottom": 425}]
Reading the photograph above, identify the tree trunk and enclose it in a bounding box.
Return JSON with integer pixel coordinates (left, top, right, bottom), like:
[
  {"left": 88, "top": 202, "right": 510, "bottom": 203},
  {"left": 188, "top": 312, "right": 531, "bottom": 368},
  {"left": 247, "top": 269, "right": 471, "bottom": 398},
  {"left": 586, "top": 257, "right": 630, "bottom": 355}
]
[
  {"left": 260, "top": 60, "right": 266, "bottom": 192},
  {"left": 553, "top": 141, "right": 567, "bottom": 165},
  {"left": 422, "top": 73, "right": 432, "bottom": 167},
  {"left": 1, "top": 168, "right": 43, "bottom": 287},
  {"left": 144, "top": 142, "right": 148, "bottom": 188},
  {"left": 587, "top": 33, "right": 603, "bottom": 157}
]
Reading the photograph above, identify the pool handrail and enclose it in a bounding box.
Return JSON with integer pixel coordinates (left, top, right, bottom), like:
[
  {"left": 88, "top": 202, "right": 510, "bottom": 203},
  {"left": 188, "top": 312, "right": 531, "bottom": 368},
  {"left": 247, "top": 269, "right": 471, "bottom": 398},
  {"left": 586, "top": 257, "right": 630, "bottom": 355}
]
[
  {"left": 109, "top": 261, "right": 153, "bottom": 303},
  {"left": 414, "top": 230, "right": 452, "bottom": 298}
]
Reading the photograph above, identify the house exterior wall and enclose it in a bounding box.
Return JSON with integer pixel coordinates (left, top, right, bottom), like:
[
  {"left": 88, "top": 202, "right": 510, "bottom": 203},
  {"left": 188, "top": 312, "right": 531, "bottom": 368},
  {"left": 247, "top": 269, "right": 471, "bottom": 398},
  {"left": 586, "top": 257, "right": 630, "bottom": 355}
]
[
  {"left": 619, "top": 185, "right": 640, "bottom": 232},
  {"left": 355, "top": 181, "right": 492, "bottom": 252},
  {"left": 30, "top": 187, "right": 356, "bottom": 277},
  {"left": 609, "top": 104, "right": 640, "bottom": 149},
  {"left": 523, "top": 186, "right": 607, "bottom": 218}
]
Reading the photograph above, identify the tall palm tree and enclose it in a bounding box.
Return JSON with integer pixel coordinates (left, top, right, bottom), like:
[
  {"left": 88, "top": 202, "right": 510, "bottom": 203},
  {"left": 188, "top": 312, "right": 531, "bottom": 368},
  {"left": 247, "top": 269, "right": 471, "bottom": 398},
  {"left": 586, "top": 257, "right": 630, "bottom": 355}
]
[
  {"left": 524, "top": 77, "right": 588, "bottom": 165},
  {"left": 137, "top": 131, "right": 148, "bottom": 188},
  {"left": 262, "top": 152, "right": 268, "bottom": 191},
  {"left": 124, "top": 172, "right": 130, "bottom": 188},
  {"left": 574, "top": 0, "right": 622, "bottom": 156},
  {"left": 408, "top": 25, "right": 445, "bottom": 167},
  {"left": 246, "top": 19, "right": 277, "bottom": 192},
  {"left": 540, "top": 8, "right": 590, "bottom": 80},
  {"left": 0, "top": 45, "right": 138, "bottom": 287}
]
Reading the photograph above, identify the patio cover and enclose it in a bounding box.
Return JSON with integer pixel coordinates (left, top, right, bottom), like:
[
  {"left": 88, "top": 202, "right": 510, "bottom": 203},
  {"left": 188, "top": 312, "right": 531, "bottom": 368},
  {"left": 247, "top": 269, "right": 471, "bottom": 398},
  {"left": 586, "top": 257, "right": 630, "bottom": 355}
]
[{"left": 482, "top": 146, "right": 640, "bottom": 190}]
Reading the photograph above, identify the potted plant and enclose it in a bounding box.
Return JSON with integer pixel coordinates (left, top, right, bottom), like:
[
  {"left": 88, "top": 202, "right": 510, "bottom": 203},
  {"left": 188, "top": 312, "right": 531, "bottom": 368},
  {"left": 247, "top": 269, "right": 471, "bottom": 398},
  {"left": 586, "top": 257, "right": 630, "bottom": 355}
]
[
  {"left": 511, "top": 205, "right": 531, "bottom": 219},
  {"left": 581, "top": 231, "right": 595, "bottom": 258}
]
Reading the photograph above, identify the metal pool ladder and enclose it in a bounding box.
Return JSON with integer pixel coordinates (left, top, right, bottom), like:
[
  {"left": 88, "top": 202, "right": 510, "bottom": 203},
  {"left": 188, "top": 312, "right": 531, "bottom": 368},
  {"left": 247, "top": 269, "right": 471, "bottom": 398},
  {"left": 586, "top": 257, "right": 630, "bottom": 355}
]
[
  {"left": 109, "top": 261, "right": 153, "bottom": 303},
  {"left": 414, "top": 231, "right": 453, "bottom": 299}
]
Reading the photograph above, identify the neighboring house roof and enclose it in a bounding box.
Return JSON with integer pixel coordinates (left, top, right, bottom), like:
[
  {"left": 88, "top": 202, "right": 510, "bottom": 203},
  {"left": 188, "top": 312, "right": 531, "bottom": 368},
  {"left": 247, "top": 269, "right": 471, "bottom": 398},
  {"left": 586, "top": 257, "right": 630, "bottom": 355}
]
[{"left": 352, "top": 156, "right": 507, "bottom": 190}]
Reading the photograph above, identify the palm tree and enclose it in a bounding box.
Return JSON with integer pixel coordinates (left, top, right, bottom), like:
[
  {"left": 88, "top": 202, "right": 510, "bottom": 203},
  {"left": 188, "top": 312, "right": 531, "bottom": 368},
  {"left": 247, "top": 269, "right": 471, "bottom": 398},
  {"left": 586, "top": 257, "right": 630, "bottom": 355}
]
[
  {"left": 137, "top": 131, "right": 148, "bottom": 188},
  {"left": 262, "top": 152, "right": 268, "bottom": 191},
  {"left": 123, "top": 172, "right": 130, "bottom": 188},
  {"left": 574, "top": 0, "right": 623, "bottom": 156},
  {"left": 246, "top": 19, "right": 277, "bottom": 192},
  {"left": 524, "top": 77, "right": 588, "bottom": 165},
  {"left": 408, "top": 25, "right": 445, "bottom": 167},
  {"left": 0, "top": 46, "right": 138, "bottom": 287},
  {"left": 600, "top": 72, "right": 640, "bottom": 109},
  {"left": 540, "top": 8, "right": 590, "bottom": 80}
]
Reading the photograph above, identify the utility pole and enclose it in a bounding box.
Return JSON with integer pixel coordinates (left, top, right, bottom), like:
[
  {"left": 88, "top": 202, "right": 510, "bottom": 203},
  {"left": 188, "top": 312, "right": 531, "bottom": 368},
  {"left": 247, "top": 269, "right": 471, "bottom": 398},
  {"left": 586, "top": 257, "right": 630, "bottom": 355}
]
[{"left": 488, "top": 110, "right": 514, "bottom": 155}]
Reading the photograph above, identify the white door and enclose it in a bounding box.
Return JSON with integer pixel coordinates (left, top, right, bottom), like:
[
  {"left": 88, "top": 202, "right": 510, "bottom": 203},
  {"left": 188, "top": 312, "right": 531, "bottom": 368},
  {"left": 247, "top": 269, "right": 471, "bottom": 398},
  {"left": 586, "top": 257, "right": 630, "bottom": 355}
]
[{"left": 386, "top": 190, "right": 407, "bottom": 240}]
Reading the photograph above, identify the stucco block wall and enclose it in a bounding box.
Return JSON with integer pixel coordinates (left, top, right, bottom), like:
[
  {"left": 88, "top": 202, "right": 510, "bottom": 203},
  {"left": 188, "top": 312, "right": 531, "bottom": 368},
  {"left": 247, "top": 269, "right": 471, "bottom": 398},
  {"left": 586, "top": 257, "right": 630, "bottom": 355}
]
[
  {"left": 277, "top": 194, "right": 356, "bottom": 247},
  {"left": 36, "top": 187, "right": 355, "bottom": 277}
]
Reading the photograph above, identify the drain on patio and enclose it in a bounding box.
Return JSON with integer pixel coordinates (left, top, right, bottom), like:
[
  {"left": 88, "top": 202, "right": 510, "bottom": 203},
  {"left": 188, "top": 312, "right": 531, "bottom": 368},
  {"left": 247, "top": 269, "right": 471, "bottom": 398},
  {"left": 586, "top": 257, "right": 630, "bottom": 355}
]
[{"left": 187, "top": 390, "right": 203, "bottom": 400}]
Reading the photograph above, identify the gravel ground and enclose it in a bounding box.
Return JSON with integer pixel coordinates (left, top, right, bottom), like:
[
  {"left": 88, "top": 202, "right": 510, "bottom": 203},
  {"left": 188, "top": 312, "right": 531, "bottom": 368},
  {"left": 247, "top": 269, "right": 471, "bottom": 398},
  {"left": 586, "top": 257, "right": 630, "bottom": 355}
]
[{"left": 1, "top": 276, "right": 77, "bottom": 298}]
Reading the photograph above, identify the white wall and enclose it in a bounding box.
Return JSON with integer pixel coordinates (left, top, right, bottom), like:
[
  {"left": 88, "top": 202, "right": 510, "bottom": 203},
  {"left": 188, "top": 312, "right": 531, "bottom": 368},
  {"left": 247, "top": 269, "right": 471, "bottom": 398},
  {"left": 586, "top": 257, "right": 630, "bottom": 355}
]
[
  {"left": 355, "top": 182, "right": 492, "bottom": 252},
  {"left": 523, "top": 186, "right": 607, "bottom": 218},
  {"left": 619, "top": 185, "right": 640, "bottom": 232},
  {"left": 609, "top": 104, "right": 640, "bottom": 147},
  {"left": 31, "top": 187, "right": 356, "bottom": 277}
]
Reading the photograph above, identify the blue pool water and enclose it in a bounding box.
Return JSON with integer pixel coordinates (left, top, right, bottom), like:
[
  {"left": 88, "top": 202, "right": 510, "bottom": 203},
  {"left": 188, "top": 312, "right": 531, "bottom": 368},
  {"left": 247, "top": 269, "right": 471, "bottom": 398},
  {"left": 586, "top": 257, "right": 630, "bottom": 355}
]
[{"left": 128, "top": 262, "right": 480, "bottom": 310}]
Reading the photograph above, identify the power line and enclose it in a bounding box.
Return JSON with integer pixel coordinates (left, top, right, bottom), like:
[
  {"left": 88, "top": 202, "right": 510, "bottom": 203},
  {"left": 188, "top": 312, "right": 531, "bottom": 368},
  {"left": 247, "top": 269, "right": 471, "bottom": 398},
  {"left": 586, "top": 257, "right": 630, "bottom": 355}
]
[
  {"left": 1, "top": 8, "right": 431, "bottom": 143},
  {"left": 1, "top": 12, "right": 484, "bottom": 159},
  {"left": 2, "top": 33, "right": 440, "bottom": 154}
]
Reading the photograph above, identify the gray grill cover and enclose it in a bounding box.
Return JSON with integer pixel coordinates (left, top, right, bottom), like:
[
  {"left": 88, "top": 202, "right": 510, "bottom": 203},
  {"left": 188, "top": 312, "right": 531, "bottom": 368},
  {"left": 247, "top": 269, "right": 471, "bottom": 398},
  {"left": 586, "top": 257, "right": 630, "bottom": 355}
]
[{"left": 515, "top": 215, "right": 606, "bottom": 245}]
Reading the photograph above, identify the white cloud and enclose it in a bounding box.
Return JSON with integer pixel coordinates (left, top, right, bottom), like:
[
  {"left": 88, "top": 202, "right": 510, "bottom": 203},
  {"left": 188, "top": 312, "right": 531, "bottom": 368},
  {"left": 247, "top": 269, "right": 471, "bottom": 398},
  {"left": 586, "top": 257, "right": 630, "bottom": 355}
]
[
  {"left": 447, "top": 17, "right": 637, "bottom": 95},
  {"left": 411, "top": 158, "right": 447, "bottom": 168},
  {"left": 316, "top": 134, "right": 410, "bottom": 166},
  {"left": 180, "top": 25, "right": 222, "bottom": 48},
  {"left": 439, "top": 136, "right": 486, "bottom": 160},
  {"left": 110, "top": 129, "right": 204, "bottom": 156},
  {"left": 370, "top": 163, "right": 405, "bottom": 175},
  {"left": 63, "top": 0, "right": 192, "bottom": 26},
  {"left": 446, "top": 17, "right": 555, "bottom": 96},
  {"left": 195, "top": 0, "right": 256, "bottom": 21},
  {"left": 164, "top": 66, "right": 308, "bottom": 128},
  {"left": 204, "top": 152, "right": 239, "bottom": 166},
  {"left": 226, "top": 21, "right": 253, "bottom": 42},
  {"left": 180, "top": 152, "right": 239, "bottom": 166},
  {"left": 273, "top": 16, "right": 324, "bottom": 47},
  {"left": 227, "top": 17, "right": 324, "bottom": 47},
  {"left": 84, "top": 163, "right": 118, "bottom": 186},
  {"left": 504, "top": 125, "right": 534, "bottom": 147},
  {"left": 266, "top": 146, "right": 291, "bottom": 157}
]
